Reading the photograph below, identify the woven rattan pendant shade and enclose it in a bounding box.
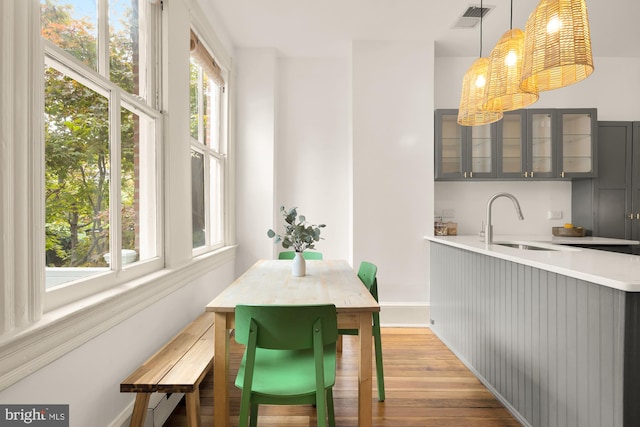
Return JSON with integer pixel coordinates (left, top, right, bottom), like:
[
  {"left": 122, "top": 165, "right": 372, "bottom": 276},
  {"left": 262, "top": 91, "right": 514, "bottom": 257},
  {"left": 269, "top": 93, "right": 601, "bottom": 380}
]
[
  {"left": 458, "top": 57, "right": 504, "bottom": 126},
  {"left": 483, "top": 29, "right": 539, "bottom": 112},
  {"left": 520, "top": 0, "right": 594, "bottom": 93}
]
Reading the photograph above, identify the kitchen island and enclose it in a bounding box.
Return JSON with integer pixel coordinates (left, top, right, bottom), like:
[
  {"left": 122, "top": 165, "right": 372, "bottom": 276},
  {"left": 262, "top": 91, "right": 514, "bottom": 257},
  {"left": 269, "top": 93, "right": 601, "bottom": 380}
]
[{"left": 425, "top": 235, "right": 640, "bottom": 427}]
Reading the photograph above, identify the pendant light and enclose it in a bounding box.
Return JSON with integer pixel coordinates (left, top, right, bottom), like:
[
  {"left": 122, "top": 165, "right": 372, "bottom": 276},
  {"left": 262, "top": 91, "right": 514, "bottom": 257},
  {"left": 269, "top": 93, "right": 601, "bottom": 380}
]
[
  {"left": 520, "top": 0, "right": 594, "bottom": 93},
  {"left": 483, "top": 0, "right": 539, "bottom": 112},
  {"left": 458, "top": 0, "right": 503, "bottom": 126}
]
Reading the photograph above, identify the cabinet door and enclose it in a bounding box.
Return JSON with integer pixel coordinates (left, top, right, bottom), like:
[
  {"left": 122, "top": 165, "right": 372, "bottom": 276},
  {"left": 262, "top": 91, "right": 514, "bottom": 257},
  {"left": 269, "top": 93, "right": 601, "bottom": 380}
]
[
  {"left": 497, "top": 111, "right": 527, "bottom": 178},
  {"left": 435, "top": 109, "right": 466, "bottom": 180},
  {"left": 632, "top": 122, "right": 640, "bottom": 241},
  {"left": 595, "top": 122, "right": 632, "bottom": 239},
  {"left": 435, "top": 109, "right": 496, "bottom": 180},
  {"left": 558, "top": 109, "right": 597, "bottom": 178},
  {"left": 526, "top": 109, "right": 557, "bottom": 179},
  {"left": 468, "top": 123, "right": 497, "bottom": 179}
]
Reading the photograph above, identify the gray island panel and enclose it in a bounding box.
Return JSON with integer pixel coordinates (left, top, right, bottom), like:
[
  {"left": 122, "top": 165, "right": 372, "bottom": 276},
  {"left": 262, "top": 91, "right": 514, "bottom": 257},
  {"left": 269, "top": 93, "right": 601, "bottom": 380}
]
[{"left": 430, "top": 242, "right": 635, "bottom": 427}]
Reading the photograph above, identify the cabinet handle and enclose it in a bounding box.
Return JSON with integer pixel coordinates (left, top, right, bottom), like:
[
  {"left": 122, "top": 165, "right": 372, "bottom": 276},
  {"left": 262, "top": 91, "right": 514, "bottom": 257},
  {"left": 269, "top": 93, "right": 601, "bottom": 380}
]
[
  {"left": 531, "top": 171, "right": 534, "bottom": 178},
  {"left": 524, "top": 171, "right": 528, "bottom": 178},
  {"left": 464, "top": 171, "right": 467, "bottom": 178},
  {"left": 470, "top": 171, "right": 473, "bottom": 178},
  {"left": 561, "top": 171, "right": 565, "bottom": 178},
  {"left": 637, "top": 213, "right": 640, "bottom": 220},
  {"left": 628, "top": 213, "right": 634, "bottom": 220}
]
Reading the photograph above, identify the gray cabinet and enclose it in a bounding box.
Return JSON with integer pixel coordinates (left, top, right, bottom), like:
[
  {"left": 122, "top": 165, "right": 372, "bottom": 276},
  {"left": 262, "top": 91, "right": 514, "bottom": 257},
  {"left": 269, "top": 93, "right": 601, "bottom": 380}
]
[
  {"left": 558, "top": 109, "right": 598, "bottom": 178},
  {"left": 572, "top": 121, "right": 640, "bottom": 242},
  {"left": 526, "top": 109, "right": 558, "bottom": 179},
  {"left": 437, "top": 108, "right": 597, "bottom": 181},
  {"left": 496, "top": 110, "right": 534, "bottom": 178},
  {"left": 435, "top": 109, "right": 497, "bottom": 180},
  {"left": 498, "top": 108, "right": 597, "bottom": 179}
]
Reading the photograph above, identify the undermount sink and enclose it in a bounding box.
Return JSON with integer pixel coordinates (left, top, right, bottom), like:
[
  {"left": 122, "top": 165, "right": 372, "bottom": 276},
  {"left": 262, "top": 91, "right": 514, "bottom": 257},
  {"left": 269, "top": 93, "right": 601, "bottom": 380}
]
[
  {"left": 492, "top": 241, "right": 580, "bottom": 252},
  {"left": 496, "top": 242, "right": 557, "bottom": 251}
]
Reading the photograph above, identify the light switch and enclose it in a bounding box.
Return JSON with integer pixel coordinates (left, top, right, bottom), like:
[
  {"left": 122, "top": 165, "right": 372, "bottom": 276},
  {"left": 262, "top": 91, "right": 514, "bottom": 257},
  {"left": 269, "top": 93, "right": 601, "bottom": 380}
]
[{"left": 547, "top": 210, "right": 563, "bottom": 219}]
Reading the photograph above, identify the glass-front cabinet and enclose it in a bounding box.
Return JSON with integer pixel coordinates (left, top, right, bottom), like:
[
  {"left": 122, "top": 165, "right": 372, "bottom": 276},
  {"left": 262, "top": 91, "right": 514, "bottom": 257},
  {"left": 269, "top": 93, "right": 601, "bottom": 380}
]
[
  {"left": 497, "top": 111, "right": 526, "bottom": 178},
  {"left": 558, "top": 109, "right": 597, "bottom": 178},
  {"left": 526, "top": 109, "right": 557, "bottom": 179},
  {"left": 497, "top": 110, "right": 556, "bottom": 179},
  {"left": 436, "top": 108, "right": 597, "bottom": 180},
  {"left": 435, "top": 109, "right": 496, "bottom": 180},
  {"left": 470, "top": 124, "right": 494, "bottom": 176},
  {"left": 437, "top": 110, "right": 464, "bottom": 179}
]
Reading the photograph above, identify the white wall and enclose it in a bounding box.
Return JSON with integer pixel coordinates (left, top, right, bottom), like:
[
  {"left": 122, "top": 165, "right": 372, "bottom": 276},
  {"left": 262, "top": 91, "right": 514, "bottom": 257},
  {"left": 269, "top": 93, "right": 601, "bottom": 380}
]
[
  {"left": 352, "top": 41, "right": 434, "bottom": 324},
  {"left": 0, "top": 263, "right": 234, "bottom": 427},
  {"left": 534, "top": 57, "right": 640, "bottom": 120},
  {"left": 435, "top": 57, "right": 640, "bottom": 115},
  {"left": 233, "top": 42, "right": 435, "bottom": 325},
  {"left": 434, "top": 56, "right": 640, "bottom": 235},
  {"left": 275, "top": 58, "right": 350, "bottom": 261},
  {"left": 435, "top": 181, "right": 572, "bottom": 236},
  {"left": 233, "top": 53, "right": 352, "bottom": 270},
  {"left": 234, "top": 49, "right": 278, "bottom": 274}
]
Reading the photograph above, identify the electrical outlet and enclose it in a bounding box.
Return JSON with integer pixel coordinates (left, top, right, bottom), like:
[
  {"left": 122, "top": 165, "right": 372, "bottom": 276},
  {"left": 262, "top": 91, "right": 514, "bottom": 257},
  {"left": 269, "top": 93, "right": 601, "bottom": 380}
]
[
  {"left": 442, "top": 209, "right": 455, "bottom": 218},
  {"left": 547, "top": 210, "right": 563, "bottom": 220}
]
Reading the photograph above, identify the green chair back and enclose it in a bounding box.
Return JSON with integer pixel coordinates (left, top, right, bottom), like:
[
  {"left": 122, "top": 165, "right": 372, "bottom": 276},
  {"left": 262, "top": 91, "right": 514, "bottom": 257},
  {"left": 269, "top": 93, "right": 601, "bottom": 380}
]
[
  {"left": 338, "top": 261, "right": 385, "bottom": 401},
  {"left": 357, "top": 261, "right": 378, "bottom": 298},
  {"left": 278, "top": 251, "right": 323, "bottom": 260},
  {"left": 234, "top": 304, "right": 338, "bottom": 427},
  {"left": 235, "top": 304, "right": 337, "bottom": 349}
]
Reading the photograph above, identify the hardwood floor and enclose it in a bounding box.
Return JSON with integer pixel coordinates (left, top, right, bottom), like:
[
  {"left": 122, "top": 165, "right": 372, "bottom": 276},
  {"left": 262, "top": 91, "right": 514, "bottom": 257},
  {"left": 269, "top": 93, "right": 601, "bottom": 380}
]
[{"left": 162, "top": 328, "right": 521, "bottom": 427}]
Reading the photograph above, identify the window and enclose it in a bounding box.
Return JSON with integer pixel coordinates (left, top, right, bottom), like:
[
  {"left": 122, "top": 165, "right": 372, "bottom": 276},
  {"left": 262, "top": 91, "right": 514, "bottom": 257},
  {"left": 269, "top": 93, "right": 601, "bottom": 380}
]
[
  {"left": 41, "top": 0, "right": 161, "bottom": 296},
  {"left": 189, "top": 30, "right": 226, "bottom": 251},
  {"left": 0, "top": 0, "right": 234, "bottom": 390}
]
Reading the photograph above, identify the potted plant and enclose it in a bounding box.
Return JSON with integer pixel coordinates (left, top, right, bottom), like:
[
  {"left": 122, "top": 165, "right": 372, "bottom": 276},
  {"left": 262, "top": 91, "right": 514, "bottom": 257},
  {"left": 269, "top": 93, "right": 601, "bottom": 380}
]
[{"left": 267, "top": 206, "right": 326, "bottom": 276}]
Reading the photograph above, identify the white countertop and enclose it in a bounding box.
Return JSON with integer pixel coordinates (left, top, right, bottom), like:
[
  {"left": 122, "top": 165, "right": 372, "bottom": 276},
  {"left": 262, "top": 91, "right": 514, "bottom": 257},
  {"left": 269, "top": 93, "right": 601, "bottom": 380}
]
[
  {"left": 480, "top": 234, "right": 639, "bottom": 245},
  {"left": 425, "top": 234, "right": 640, "bottom": 292}
]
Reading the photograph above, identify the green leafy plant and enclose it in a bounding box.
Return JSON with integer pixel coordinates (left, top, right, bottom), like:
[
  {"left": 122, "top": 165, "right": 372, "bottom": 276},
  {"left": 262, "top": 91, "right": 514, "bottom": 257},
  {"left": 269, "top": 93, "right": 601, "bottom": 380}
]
[{"left": 267, "top": 206, "right": 326, "bottom": 252}]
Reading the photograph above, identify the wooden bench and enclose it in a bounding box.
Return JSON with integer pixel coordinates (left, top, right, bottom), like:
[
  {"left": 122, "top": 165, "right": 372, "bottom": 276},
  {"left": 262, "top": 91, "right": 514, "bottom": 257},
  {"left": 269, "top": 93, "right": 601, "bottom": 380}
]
[{"left": 120, "top": 312, "right": 214, "bottom": 427}]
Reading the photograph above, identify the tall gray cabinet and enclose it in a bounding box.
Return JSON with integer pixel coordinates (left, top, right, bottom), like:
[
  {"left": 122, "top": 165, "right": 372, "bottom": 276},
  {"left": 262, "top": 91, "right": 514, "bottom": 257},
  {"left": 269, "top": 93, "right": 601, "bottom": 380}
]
[{"left": 572, "top": 121, "right": 640, "bottom": 243}]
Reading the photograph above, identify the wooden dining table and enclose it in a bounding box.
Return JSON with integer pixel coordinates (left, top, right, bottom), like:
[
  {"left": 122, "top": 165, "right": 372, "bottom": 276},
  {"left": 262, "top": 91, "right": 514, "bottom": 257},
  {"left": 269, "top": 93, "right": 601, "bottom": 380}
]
[{"left": 205, "top": 259, "right": 380, "bottom": 426}]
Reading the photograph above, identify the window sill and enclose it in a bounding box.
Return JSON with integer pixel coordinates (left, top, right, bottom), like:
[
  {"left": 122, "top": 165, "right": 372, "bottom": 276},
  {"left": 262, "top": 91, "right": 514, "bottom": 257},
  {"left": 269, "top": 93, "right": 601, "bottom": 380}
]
[{"left": 0, "top": 245, "right": 237, "bottom": 391}]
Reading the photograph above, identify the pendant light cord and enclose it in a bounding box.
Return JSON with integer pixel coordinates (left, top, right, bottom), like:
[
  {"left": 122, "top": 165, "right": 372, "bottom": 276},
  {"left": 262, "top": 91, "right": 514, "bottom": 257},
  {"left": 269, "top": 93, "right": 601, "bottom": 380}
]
[
  {"left": 479, "top": 0, "right": 483, "bottom": 57},
  {"left": 510, "top": 0, "right": 513, "bottom": 30}
]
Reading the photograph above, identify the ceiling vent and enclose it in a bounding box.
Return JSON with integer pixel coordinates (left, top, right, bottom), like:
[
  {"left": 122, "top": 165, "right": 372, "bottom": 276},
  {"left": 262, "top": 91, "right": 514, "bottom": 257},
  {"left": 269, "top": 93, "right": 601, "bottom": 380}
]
[{"left": 453, "top": 4, "right": 495, "bottom": 29}]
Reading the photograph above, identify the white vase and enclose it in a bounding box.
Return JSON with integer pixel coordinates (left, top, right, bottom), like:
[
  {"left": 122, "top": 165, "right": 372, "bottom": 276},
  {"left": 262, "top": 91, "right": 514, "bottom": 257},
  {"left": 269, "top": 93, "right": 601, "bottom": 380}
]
[{"left": 292, "top": 252, "right": 306, "bottom": 277}]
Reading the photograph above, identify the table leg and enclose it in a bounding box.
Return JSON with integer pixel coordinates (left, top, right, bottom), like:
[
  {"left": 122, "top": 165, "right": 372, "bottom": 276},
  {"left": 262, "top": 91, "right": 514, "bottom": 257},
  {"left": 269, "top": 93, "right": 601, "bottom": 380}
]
[
  {"left": 358, "top": 312, "right": 373, "bottom": 427},
  {"left": 213, "top": 312, "right": 229, "bottom": 426}
]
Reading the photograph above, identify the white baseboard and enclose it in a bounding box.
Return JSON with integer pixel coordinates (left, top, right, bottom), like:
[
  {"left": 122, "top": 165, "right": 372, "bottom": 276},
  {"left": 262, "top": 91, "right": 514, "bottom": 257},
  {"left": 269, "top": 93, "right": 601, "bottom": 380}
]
[
  {"left": 110, "top": 392, "right": 184, "bottom": 427},
  {"left": 379, "top": 302, "right": 430, "bottom": 327}
]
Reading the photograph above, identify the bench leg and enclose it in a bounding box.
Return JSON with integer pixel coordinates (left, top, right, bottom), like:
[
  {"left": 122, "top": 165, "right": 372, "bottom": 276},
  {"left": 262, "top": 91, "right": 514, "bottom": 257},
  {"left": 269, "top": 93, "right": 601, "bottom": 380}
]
[
  {"left": 186, "top": 389, "right": 201, "bottom": 427},
  {"left": 130, "top": 393, "right": 150, "bottom": 427}
]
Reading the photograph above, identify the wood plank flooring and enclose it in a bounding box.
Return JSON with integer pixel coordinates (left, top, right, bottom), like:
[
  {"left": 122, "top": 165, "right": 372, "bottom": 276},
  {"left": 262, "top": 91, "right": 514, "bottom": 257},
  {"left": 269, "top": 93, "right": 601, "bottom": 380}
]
[{"left": 162, "top": 328, "right": 522, "bottom": 426}]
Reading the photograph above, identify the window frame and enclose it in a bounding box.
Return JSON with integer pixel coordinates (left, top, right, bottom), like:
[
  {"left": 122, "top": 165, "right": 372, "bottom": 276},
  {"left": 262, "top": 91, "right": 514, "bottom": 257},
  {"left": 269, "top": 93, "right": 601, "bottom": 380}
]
[
  {"left": 189, "top": 32, "right": 228, "bottom": 256},
  {"left": 0, "top": 0, "right": 235, "bottom": 393},
  {"left": 41, "top": 10, "right": 164, "bottom": 310}
]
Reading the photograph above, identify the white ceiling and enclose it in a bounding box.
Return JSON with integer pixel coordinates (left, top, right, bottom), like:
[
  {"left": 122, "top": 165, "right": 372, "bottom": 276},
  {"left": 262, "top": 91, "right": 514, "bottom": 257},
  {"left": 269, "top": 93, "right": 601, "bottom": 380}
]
[{"left": 198, "top": 0, "right": 640, "bottom": 59}]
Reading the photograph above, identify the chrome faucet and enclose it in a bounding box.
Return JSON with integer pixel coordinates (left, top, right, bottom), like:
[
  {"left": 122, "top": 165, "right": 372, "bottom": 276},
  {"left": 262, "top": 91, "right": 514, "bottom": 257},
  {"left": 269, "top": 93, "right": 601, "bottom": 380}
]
[{"left": 485, "top": 192, "right": 524, "bottom": 245}]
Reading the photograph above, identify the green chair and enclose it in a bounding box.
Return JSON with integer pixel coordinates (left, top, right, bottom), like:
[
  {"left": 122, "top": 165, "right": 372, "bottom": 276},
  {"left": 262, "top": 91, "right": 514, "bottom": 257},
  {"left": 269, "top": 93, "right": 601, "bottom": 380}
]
[
  {"left": 278, "top": 251, "right": 323, "bottom": 260},
  {"left": 234, "top": 304, "right": 338, "bottom": 427},
  {"left": 338, "top": 261, "right": 385, "bottom": 401}
]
